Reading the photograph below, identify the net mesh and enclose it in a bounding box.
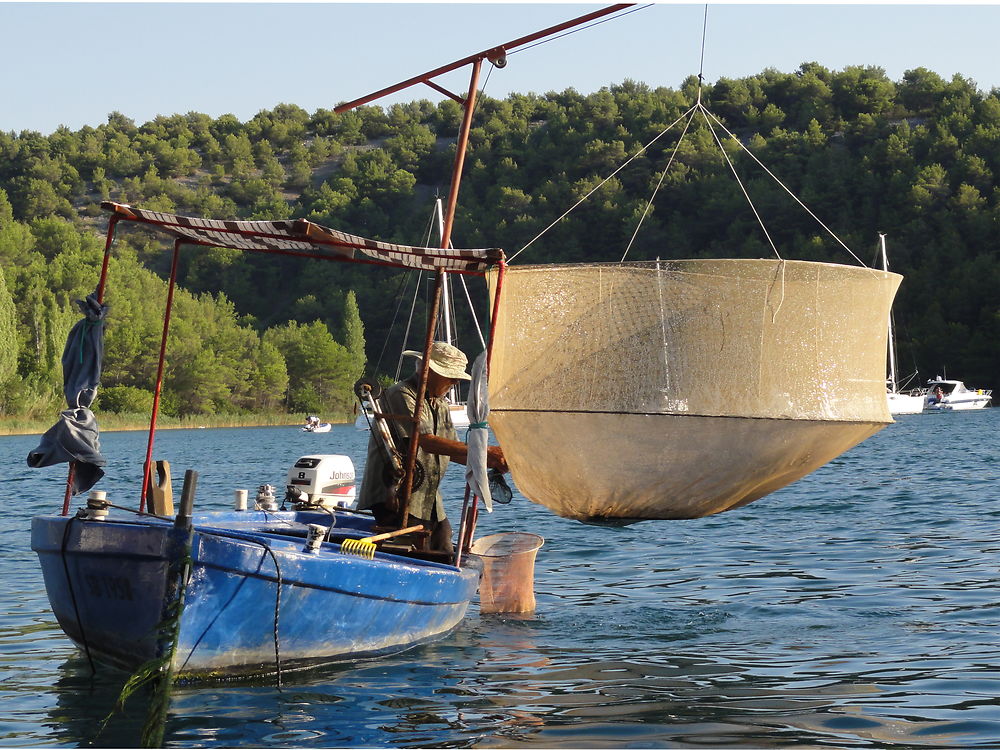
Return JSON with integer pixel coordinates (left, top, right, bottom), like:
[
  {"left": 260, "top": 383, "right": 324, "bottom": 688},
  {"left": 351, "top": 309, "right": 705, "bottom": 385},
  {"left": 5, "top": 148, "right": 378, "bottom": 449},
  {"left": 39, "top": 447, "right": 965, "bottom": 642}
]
[
  {"left": 470, "top": 532, "right": 544, "bottom": 614},
  {"left": 487, "top": 259, "right": 901, "bottom": 521}
]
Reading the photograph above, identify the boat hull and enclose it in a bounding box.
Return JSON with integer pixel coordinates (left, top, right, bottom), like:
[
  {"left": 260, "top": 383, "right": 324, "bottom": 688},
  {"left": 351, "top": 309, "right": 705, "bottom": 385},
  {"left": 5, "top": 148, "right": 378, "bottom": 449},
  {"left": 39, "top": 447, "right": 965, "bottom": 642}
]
[
  {"left": 887, "top": 392, "right": 925, "bottom": 415},
  {"left": 925, "top": 397, "right": 991, "bottom": 411},
  {"left": 490, "top": 412, "right": 885, "bottom": 520},
  {"left": 32, "top": 512, "right": 480, "bottom": 679}
]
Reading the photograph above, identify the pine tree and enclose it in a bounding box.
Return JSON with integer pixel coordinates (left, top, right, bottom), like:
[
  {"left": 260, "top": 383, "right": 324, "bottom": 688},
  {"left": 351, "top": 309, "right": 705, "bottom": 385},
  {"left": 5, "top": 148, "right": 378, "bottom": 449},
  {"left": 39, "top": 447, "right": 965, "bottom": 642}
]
[{"left": 339, "top": 289, "right": 367, "bottom": 384}]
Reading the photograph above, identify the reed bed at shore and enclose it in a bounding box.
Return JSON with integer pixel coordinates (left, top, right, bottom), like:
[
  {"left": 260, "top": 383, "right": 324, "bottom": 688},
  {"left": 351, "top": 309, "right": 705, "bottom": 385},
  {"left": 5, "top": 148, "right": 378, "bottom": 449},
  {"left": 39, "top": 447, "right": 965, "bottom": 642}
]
[{"left": 0, "top": 412, "right": 352, "bottom": 437}]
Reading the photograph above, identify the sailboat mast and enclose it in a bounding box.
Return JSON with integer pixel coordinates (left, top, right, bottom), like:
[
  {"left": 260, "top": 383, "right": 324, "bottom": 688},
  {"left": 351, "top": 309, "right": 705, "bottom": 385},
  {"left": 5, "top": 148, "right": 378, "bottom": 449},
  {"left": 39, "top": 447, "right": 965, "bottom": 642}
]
[
  {"left": 880, "top": 233, "right": 899, "bottom": 393},
  {"left": 435, "top": 198, "right": 453, "bottom": 346},
  {"left": 434, "top": 198, "right": 462, "bottom": 407}
]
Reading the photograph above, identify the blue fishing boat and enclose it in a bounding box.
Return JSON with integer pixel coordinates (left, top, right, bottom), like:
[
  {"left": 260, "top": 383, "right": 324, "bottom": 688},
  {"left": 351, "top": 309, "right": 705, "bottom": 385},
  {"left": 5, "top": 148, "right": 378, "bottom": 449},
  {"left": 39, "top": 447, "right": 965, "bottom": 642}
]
[
  {"left": 25, "top": 5, "right": 631, "bottom": 681},
  {"left": 32, "top": 507, "right": 479, "bottom": 679},
  {"left": 26, "top": 186, "right": 514, "bottom": 679}
]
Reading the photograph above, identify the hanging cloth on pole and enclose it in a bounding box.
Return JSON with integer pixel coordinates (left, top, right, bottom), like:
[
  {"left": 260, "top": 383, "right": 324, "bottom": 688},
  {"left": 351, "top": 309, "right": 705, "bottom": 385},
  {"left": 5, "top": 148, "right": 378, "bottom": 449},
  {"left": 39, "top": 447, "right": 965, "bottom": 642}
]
[
  {"left": 464, "top": 351, "right": 494, "bottom": 512},
  {"left": 27, "top": 292, "right": 108, "bottom": 495}
]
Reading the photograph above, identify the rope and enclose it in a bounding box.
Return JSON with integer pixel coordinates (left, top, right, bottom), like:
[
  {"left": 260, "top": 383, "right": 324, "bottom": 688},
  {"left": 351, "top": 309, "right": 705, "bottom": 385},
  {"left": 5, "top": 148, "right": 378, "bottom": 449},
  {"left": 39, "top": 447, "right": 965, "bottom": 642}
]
[
  {"left": 700, "top": 105, "right": 783, "bottom": 261},
  {"left": 77, "top": 319, "right": 101, "bottom": 364},
  {"left": 178, "top": 526, "right": 286, "bottom": 689},
  {"left": 508, "top": 0, "right": 870, "bottom": 272},
  {"left": 621, "top": 109, "right": 697, "bottom": 262},
  {"left": 59, "top": 517, "right": 96, "bottom": 674},
  {"left": 700, "top": 106, "right": 870, "bottom": 268},
  {"left": 510, "top": 5, "right": 653, "bottom": 58},
  {"left": 696, "top": 4, "right": 709, "bottom": 104},
  {"left": 457, "top": 273, "right": 487, "bottom": 350},
  {"left": 509, "top": 104, "right": 699, "bottom": 262},
  {"left": 373, "top": 270, "right": 414, "bottom": 378},
  {"left": 396, "top": 271, "right": 423, "bottom": 382},
  {"left": 71, "top": 500, "right": 287, "bottom": 689},
  {"left": 256, "top": 540, "right": 284, "bottom": 689},
  {"left": 766, "top": 259, "right": 788, "bottom": 323},
  {"left": 106, "top": 502, "right": 171, "bottom": 521}
]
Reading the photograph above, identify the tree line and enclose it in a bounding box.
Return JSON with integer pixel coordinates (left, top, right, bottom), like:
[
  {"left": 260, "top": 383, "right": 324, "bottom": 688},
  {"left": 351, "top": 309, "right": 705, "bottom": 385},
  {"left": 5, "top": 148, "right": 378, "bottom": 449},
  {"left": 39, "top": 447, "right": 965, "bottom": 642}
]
[{"left": 1, "top": 61, "right": 999, "bottom": 423}]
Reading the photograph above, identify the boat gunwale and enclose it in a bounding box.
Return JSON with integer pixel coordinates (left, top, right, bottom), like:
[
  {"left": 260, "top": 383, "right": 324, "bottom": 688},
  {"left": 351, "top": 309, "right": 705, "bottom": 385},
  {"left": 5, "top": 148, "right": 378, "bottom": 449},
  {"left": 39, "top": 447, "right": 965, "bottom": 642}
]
[{"left": 32, "top": 514, "right": 475, "bottom": 578}]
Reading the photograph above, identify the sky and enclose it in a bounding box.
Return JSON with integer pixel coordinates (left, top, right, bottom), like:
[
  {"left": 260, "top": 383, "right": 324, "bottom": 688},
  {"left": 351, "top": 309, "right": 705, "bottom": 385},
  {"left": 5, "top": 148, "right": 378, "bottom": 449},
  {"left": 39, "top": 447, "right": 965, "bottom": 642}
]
[{"left": 3, "top": 2, "right": 1000, "bottom": 135}]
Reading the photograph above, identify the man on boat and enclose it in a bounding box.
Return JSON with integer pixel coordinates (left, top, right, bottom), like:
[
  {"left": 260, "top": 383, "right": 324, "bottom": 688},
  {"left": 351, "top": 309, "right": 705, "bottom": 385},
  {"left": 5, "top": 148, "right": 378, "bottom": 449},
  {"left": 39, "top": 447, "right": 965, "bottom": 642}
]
[{"left": 357, "top": 341, "right": 507, "bottom": 554}]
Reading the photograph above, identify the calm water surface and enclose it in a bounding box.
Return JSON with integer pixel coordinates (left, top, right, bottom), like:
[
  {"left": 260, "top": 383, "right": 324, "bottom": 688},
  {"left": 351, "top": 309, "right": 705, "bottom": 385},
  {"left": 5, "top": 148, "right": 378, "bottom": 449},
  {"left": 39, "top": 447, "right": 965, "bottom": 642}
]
[{"left": 1, "top": 411, "right": 999, "bottom": 747}]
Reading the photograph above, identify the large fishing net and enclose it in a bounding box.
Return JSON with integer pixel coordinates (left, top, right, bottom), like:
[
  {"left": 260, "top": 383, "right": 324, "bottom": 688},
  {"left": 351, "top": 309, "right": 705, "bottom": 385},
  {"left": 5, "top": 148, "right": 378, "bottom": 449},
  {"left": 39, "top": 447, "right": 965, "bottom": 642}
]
[{"left": 487, "top": 259, "right": 901, "bottom": 521}]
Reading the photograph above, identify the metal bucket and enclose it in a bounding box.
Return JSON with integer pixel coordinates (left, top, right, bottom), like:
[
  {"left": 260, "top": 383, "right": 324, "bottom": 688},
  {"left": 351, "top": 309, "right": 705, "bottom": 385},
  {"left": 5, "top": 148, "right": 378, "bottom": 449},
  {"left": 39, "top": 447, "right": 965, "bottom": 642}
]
[{"left": 470, "top": 532, "right": 544, "bottom": 614}]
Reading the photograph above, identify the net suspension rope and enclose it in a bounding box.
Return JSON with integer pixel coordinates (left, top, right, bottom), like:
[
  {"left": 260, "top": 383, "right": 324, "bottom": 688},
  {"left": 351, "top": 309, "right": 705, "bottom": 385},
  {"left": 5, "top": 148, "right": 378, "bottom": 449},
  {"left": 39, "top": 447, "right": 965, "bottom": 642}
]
[
  {"left": 700, "top": 106, "right": 869, "bottom": 268},
  {"left": 508, "top": 104, "right": 698, "bottom": 263},
  {"left": 619, "top": 109, "right": 696, "bottom": 262},
  {"left": 510, "top": 3, "right": 871, "bottom": 275}
]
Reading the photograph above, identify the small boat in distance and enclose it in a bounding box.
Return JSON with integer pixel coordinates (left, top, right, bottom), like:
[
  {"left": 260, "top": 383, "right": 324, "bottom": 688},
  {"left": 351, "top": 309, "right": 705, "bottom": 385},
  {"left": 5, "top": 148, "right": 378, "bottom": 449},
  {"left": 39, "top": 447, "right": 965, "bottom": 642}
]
[
  {"left": 880, "top": 234, "right": 924, "bottom": 415},
  {"left": 924, "top": 377, "right": 992, "bottom": 410},
  {"left": 302, "top": 415, "right": 332, "bottom": 433}
]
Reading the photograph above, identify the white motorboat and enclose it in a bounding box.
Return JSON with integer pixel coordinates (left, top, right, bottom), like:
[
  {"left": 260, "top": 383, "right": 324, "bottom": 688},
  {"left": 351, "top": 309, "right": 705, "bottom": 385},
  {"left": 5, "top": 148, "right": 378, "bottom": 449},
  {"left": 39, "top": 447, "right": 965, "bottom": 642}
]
[
  {"left": 302, "top": 416, "right": 333, "bottom": 432},
  {"left": 924, "top": 378, "right": 992, "bottom": 411},
  {"left": 880, "top": 234, "right": 924, "bottom": 416}
]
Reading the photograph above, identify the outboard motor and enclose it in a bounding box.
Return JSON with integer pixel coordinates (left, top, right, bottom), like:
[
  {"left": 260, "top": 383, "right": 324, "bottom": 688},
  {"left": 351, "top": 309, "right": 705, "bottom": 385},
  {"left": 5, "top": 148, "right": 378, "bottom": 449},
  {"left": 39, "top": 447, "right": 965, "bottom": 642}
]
[{"left": 286, "top": 454, "right": 356, "bottom": 509}]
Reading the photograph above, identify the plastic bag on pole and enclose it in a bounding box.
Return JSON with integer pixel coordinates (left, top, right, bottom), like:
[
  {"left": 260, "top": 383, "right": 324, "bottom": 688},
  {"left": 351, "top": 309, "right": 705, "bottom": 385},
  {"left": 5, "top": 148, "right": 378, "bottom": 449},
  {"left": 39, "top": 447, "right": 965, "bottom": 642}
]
[{"left": 463, "top": 351, "right": 492, "bottom": 512}]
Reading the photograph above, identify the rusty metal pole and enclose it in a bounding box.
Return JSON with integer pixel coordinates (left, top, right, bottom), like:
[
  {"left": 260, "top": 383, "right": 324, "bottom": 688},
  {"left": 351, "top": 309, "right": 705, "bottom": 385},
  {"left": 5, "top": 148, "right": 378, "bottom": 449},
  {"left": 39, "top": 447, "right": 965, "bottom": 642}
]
[
  {"left": 398, "top": 59, "right": 483, "bottom": 528},
  {"left": 139, "top": 239, "right": 181, "bottom": 513}
]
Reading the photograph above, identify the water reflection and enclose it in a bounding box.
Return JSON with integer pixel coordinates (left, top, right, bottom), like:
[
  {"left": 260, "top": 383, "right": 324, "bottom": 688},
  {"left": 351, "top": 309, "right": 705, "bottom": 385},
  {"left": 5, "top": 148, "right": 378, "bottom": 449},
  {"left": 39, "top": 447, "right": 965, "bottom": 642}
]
[
  {"left": 44, "top": 656, "right": 149, "bottom": 748},
  {"left": 26, "top": 589, "right": 1000, "bottom": 748},
  {"left": 7, "top": 415, "right": 1000, "bottom": 747}
]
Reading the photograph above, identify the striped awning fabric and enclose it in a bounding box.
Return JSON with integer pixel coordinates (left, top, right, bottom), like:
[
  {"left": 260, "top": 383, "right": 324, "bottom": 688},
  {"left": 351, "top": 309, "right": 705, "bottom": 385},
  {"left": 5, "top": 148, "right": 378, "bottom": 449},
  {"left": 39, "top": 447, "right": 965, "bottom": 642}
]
[{"left": 100, "top": 202, "right": 503, "bottom": 273}]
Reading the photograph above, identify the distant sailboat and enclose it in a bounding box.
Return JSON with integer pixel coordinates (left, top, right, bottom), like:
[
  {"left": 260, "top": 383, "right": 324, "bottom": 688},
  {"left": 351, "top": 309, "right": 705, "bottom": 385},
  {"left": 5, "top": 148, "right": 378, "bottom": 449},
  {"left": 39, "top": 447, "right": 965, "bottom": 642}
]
[
  {"left": 433, "top": 198, "right": 472, "bottom": 430},
  {"left": 880, "top": 234, "right": 924, "bottom": 415}
]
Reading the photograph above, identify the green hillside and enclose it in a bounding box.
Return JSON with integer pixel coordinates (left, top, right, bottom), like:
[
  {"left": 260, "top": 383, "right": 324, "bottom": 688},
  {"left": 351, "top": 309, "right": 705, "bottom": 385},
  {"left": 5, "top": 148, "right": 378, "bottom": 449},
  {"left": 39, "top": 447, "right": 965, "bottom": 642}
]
[{"left": 2, "top": 63, "right": 998, "bottom": 424}]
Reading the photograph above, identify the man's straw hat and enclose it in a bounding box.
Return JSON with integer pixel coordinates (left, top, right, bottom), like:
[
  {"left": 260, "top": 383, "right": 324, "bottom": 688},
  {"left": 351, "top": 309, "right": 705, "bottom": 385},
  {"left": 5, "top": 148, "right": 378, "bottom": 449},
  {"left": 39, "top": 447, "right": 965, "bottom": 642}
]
[{"left": 403, "top": 341, "right": 472, "bottom": 381}]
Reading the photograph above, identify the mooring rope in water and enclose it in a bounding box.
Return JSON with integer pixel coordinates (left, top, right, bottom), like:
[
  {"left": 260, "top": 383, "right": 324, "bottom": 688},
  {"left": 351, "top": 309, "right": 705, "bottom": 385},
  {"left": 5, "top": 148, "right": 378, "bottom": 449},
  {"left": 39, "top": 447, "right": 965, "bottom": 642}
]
[
  {"left": 96, "top": 528, "right": 192, "bottom": 748},
  {"left": 70, "top": 498, "right": 288, "bottom": 690}
]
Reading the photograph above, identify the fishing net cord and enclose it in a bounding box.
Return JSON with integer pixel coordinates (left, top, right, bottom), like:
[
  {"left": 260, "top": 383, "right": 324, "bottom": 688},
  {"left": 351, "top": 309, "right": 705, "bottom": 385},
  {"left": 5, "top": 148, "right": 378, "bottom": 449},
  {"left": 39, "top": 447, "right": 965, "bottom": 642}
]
[{"left": 510, "top": 3, "right": 871, "bottom": 275}]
